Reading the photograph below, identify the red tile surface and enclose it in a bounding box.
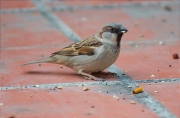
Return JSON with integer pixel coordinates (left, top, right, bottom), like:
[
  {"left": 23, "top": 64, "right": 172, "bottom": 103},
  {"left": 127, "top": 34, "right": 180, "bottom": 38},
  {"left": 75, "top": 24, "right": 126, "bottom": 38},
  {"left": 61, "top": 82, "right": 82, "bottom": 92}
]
[
  {"left": 116, "top": 40, "right": 180, "bottom": 80},
  {"left": 55, "top": 2, "right": 179, "bottom": 42},
  {"left": 1, "top": 86, "right": 158, "bottom": 118},
  {"left": 1, "top": 12, "right": 70, "bottom": 48},
  {"left": 140, "top": 82, "right": 180, "bottom": 117},
  {"left": 0, "top": 0, "right": 35, "bottom": 9}
]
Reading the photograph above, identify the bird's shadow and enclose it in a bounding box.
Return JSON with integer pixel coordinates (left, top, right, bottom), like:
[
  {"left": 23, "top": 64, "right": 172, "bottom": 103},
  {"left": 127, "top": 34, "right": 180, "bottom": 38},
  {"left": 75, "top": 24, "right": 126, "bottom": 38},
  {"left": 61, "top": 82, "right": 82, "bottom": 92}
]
[
  {"left": 23, "top": 70, "right": 79, "bottom": 77},
  {"left": 23, "top": 71, "right": 113, "bottom": 80}
]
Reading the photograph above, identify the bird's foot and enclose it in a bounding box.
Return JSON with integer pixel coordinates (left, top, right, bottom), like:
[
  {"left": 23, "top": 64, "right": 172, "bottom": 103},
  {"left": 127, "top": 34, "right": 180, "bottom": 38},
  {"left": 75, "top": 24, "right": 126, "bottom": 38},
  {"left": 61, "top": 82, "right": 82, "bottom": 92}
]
[{"left": 83, "top": 76, "right": 105, "bottom": 81}]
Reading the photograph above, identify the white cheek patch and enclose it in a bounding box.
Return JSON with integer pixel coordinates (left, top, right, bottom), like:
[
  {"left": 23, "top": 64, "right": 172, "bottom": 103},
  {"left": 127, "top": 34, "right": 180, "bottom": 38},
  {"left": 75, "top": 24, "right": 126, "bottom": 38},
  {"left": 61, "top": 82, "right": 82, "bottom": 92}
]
[
  {"left": 121, "top": 31, "right": 126, "bottom": 33},
  {"left": 102, "top": 32, "right": 112, "bottom": 39},
  {"left": 102, "top": 32, "right": 118, "bottom": 44}
]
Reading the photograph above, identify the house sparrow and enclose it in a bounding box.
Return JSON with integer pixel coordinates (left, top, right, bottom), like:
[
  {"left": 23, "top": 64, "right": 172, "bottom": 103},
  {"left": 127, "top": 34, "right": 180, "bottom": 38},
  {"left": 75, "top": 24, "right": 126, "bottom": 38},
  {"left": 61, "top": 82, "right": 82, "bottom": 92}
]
[{"left": 23, "top": 23, "right": 128, "bottom": 81}]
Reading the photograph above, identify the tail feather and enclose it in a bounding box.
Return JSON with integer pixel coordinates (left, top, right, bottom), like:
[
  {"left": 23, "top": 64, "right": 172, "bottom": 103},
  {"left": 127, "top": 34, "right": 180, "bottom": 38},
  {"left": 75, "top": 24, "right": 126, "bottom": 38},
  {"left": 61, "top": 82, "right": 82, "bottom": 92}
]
[{"left": 22, "top": 57, "right": 55, "bottom": 66}]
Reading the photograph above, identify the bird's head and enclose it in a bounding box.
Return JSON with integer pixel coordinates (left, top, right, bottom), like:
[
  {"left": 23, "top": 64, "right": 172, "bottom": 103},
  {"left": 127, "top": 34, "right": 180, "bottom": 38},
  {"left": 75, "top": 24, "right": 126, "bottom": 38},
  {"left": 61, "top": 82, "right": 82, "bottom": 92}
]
[{"left": 99, "top": 23, "right": 128, "bottom": 47}]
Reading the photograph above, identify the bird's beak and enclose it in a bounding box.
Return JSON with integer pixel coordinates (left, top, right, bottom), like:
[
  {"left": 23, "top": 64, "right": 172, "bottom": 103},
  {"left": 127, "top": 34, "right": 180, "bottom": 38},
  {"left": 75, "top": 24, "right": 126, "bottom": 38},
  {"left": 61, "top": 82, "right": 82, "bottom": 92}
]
[{"left": 119, "top": 26, "right": 128, "bottom": 34}]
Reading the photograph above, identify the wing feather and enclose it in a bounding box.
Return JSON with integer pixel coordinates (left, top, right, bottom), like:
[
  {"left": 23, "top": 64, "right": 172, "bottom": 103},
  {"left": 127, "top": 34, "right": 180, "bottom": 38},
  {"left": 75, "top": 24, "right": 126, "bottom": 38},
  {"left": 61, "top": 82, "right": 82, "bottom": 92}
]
[{"left": 51, "top": 35, "right": 102, "bottom": 56}]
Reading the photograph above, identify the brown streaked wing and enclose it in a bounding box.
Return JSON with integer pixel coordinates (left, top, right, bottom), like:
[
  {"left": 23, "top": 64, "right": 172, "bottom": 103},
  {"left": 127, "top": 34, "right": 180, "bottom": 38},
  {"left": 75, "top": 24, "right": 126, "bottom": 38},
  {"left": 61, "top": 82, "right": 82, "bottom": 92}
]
[{"left": 50, "top": 35, "right": 103, "bottom": 56}]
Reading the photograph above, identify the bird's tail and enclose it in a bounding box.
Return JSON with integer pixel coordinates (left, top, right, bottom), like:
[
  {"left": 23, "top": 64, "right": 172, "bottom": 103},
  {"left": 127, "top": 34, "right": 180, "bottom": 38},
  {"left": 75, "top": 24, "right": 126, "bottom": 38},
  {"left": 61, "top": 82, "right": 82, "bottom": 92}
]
[{"left": 22, "top": 57, "right": 56, "bottom": 66}]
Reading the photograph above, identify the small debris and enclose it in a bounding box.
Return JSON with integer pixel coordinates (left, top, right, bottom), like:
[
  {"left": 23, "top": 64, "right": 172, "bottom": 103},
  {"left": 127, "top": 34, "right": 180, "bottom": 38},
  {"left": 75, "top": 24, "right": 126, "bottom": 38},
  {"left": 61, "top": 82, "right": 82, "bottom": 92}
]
[
  {"left": 56, "top": 86, "right": 62, "bottom": 89},
  {"left": 122, "top": 98, "right": 125, "bottom": 100},
  {"left": 9, "top": 116, "right": 15, "bottom": 118},
  {"left": 134, "top": 21, "right": 140, "bottom": 26},
  {"left": 17, "top": 85, "right": 21, "bottom": 88},
  {"left": 139, "top": 34, "right": 144, "bottom": 38},
  {"left": 173, "top": 53, "right": 179, "bottom": 59},
  {"left": 30, "top": 95, "right": 33, "bottom": 97},
  {"left": 91, "top": 106, "right": 95, "bottom": 108},
  {"left": 148, "top": 83, "right": 151, "bottom": 85},
  {"left": 162, "top": 19, "right": 166, "bottom": 22},
  {"left": 113, "top": 95, "right": 119, "bottom": 100},
  {"left": 135, "top": 44, "right": 139, "bottom": 48},
  {"left": 0, "top": 103, "right": 3, "bottom": 106},
  {"left": 169, "top": 65, "right": 171, "bottom": 67},
  {"left": 60, "top": 66, "right": 63, "bottom": 68},
  {"left": 129, "top": 101, "right": 136, "bottom": 104},
  {"left": 83, "top": 87, "right": 89, "bottom": 91},
  {"left": 98, "top": 91, "right": 102, "bottom": 93},
  {"left": 35, "top": 85, "right": 40, "bottom": 88},
  {"left": 158, "top": 70, "right": 160, "bottom": 72},
  {"left": 127, "top": 86, "right": 132, "bottom": 88},
  {"left": 125, "top": 70, "right": 128, "bottom": 73},
  {"left": 151, "top": 74, "right": 155, "bottom": 78},
  {"left": 164, "top": 5, "right": 172, "bottom": 11},
  {"left": 74, "top": 84, "right": 78, "bottom": 86},
  {"left": 161, "top": 81, "right": 165, "bottom": 82},
  {"left": 154, "top": 91, "right": 158, "bottom": 93},
  {"left": 159, "top": 41, "right": 164, "bottom": 45},
  {"left": 132, "top": 86, "right": 143, "bottom": 94},
  {"left": 81, "top": 17, "right": 87, "bottom": 21},
  {"left": 38, "top": 64, "right": 41, "bottom": 66}
]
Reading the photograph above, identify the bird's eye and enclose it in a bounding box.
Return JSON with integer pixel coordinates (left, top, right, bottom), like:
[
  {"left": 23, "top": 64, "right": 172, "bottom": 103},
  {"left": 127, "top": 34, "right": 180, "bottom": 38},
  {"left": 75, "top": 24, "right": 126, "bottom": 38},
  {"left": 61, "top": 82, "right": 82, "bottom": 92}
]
[{"left": 109, "top": 28, "right": 115, "bottom": 32}]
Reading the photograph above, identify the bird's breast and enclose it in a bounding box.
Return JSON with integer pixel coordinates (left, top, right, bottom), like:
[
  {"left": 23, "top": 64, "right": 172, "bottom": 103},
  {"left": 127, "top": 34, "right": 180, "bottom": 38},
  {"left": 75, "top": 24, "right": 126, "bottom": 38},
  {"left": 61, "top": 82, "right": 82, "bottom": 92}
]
[{"left": 67, "top": 45, "right": 120, "bottom": 72}]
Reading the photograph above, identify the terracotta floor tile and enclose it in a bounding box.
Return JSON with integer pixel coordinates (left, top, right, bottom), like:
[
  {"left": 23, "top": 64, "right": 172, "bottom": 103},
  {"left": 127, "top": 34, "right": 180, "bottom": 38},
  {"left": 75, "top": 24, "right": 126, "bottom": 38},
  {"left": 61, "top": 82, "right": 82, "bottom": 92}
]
[
  {"left": 139, "top": 82, "right": 180, "bottom": 117},
  {"left": 55, "top": 2, "right": 179, "bottom": 42},
  {"left": 115, "top": 40, "right": 180, "bottom": 80},
  {"left": 1, "top": 12, "right": 70, "bottom": 48},
  {"left": 0, "top": 0, "right": 35, "bottom": 9},
  {"left": 1, "top": 85, "right": 157, "bottom": 118}
]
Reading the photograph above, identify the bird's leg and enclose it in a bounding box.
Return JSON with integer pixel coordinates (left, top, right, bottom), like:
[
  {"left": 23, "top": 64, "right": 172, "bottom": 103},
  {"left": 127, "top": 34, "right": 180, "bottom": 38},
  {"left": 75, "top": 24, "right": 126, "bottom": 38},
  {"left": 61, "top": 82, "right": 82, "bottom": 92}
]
[
  {"left": 92, "top": 71, "right": 115, "bottom": 75},
  {"left": 78, "top": 70, "right": 105, "bottom": 81}
]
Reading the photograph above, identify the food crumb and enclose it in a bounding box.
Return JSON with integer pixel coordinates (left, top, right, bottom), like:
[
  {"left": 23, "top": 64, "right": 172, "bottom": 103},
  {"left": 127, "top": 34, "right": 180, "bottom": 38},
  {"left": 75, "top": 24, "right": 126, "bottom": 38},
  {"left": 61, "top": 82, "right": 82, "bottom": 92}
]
[
  {"left": 35, "top": 85, "right": 40, "bottom": 88},
  {"left": 140, "top": 34, "right": 144, "bottom": 37},
  {"left": 154, "top": 91, "right": 158, "bottom": 93},
  {"left": 56, "top": 86, "right": 62, "bottom": 89},
  {"left": 151, "top": 74, "right": 155, "bottom": 78},
  {"left": 159, "top": 41, "right": 164, "bottom": 45},
  {"left": 132, "top": 86, "right": 143, "bottom": 94},
  {"left": 113, "top": 95, "right": 119, "bottom": 100},
  {"left": 83, "top": 87, "right": 89, "bottom": 91},
  {"left": 129, "top": 101, "right": 136, "bottom": 104}
]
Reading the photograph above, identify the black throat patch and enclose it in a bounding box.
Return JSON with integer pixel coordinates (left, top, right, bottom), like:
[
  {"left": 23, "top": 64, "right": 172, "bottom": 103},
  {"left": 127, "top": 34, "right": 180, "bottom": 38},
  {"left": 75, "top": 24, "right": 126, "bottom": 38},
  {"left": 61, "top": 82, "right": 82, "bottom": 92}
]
[{"left": 116, "top": 33, "right": 123, "bottom": 47}]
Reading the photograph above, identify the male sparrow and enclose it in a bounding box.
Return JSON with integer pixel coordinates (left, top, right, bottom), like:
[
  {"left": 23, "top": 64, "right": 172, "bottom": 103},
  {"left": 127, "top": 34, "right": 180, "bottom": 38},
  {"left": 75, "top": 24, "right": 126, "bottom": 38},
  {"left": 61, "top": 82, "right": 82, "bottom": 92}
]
[{"left": 23, "top": 23, "right": 128, "bottom": 81}]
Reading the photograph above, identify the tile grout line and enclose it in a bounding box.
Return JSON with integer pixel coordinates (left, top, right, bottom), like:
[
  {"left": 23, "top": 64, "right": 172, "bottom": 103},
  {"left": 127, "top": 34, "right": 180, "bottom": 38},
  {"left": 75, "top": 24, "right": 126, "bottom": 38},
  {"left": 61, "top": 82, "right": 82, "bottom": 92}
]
[
  {"left": 0, "top": 1, "right": 179, "bottom": 14},
  {"left": 0, "top": 78, "right": 180, "bottom": 91},
  {"left": 28, "top": 0, "right": 177, "bottom": 118}
]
